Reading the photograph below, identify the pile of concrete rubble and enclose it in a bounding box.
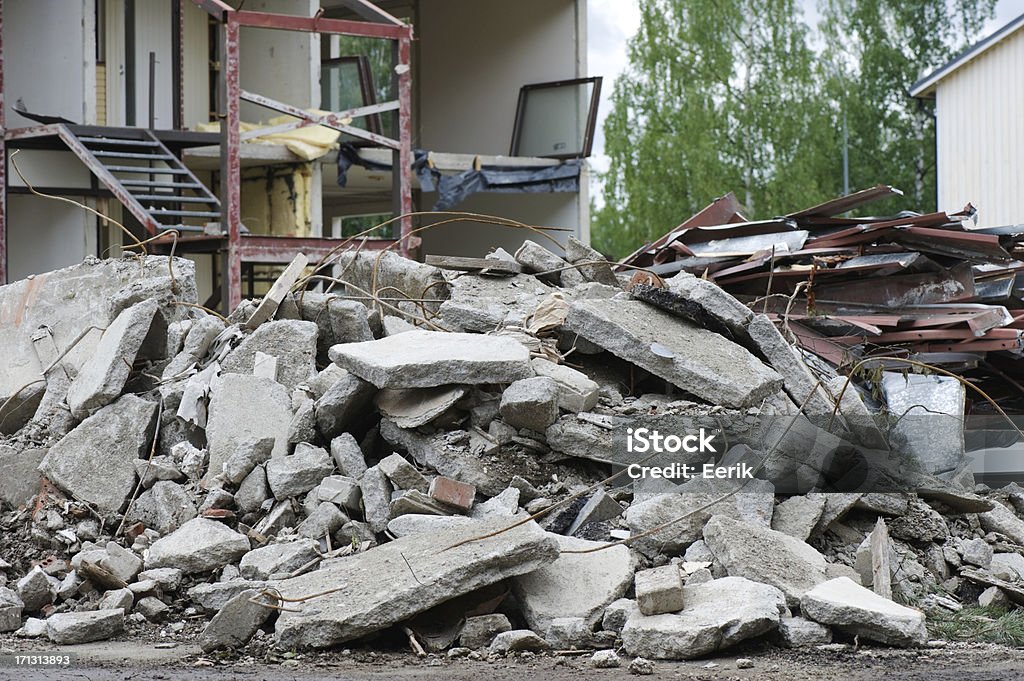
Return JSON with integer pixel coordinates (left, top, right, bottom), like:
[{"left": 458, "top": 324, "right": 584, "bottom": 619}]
[{"left": 1, "top": 242, "right": 1023, "bottom": 668}]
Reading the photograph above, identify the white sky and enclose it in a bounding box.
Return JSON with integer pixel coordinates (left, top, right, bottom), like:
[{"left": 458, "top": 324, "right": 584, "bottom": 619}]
[{"left": 586, "top": 0, "right": 1024, "bottom": 205}]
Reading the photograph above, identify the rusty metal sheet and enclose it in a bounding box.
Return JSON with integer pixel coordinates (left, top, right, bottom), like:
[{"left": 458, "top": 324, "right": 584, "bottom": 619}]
[
  {"left": 813, "top": 263, "right": 976, "bottom": 307},
  {"left": 787, "top": 184, "right": 903, "bottom": 219}
]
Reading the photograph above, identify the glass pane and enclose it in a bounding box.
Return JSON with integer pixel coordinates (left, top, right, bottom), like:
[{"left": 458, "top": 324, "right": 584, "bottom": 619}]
[
  {"left": 516, "top": 81, "right": 595, "bottom": 158},
  {"left": 321, "top": 61, "right": 369, "bottom": 130}
]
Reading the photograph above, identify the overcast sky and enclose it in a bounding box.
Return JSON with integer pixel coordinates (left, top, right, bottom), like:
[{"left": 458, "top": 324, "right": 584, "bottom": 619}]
[{"left": 586, "top": 0, "right": 1024, "bottom": 203}]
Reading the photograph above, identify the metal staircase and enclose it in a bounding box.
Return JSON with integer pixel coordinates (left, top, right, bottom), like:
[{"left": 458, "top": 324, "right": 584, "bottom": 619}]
[{"left": 55, "top": 125, "right": 220, "bottom": 236}]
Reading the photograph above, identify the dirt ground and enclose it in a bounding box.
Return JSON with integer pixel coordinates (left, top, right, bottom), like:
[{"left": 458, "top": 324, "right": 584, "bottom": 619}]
[{"left": 2, "top": 634, "right": 1024, "bottom": 681}]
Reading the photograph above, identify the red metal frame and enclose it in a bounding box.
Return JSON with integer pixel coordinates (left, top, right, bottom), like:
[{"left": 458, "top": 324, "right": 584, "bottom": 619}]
[
  {"left": 198, "top": 1, "right": 415, "bottom": 310},
  {"left": 0, "top": 0, "right": 414, "bottom": 309}
]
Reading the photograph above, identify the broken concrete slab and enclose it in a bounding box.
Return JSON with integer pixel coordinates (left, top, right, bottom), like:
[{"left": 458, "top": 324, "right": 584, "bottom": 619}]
[
  {"left": 330, "top": 330, "right": 533, "bottom": 389},
  {"left": 515, "top": 240, "right": 583, "bottom": 287},
  {"left": 703, "top": 515, "right": 829, "bottom": 606},
  {"left": 127, "top": 481, "right": 198, "bottom": 535},
  {"left": 0, "top": 256, "right": 195, "bottom": 418},
  {"left": 296, "top": 294, "right": 374, "bottom": 363},
  {"left": 46, "top": 608, "right": 125, "bottom": 645},
  {"left": 316, "top": 475, "right": 362, "bottom": 511},
  {"left": 882, "top": 372, "right": 965, "bottom": 475},
  {"left": 66, "top": 298, "right": 158, "bottom": 419},
  {"left": 206, "top": 373, "right": 292, "bottom": 476},
  {"left": 240, "top": 540, "right": 320, "bottom": 580},
  {"left": 801, "top": 577, "right": 927, "bottom": 647},
  {"left": 386, "top": 513, "right": 476, "bottom": 537},
  {"left": 333, "top": 251, "right": 449, "bottom": 318},
  {"left": 188, "top": 580, "right": 268, "bottom": 613},
  {"left": 625, "top": 480, "right": 775, "bottom": 555},
  {"left": 16, "top": 567, "right": 53, "bottom": 612},
  {"left": 565, "top": 236, "right": 620, "bottom": 287},
  {"left": 236, "top": 465, "right": 270, "bottom": 515},
  {"left": 777, "top": 616, "right": 832, "bottom": 647},
  {"left": 0, "top": 586, "right": 23, "bottom": 632},
  {"left": 222, "top": 320, "right": 318, "bottom": 390},
  {"left": 979, "top": 501, "right": 1024, "bottom": 545},
  {"left": 375, "top": 385, "right": 467, "bottom": 429},
  {"left": 530, "top": 358, "right": 599, "bottom": 413},
  {"left": 440, "top": 272, "right": 556, "bottom": 333},
  {"left": 567, "top": 490, "right": 623, "bottom": 536},
  {"left": 39, "top": 394, "right": 157, "bottom": 514},
  {"left": 222, "top": 438, "right": 275, "bottom": 485},
  {"left": 146, "top": 518, "right": 250, "bottom": 574},
  {"left": 745, "top": 314, "right": 835, "bottom": 416},
  {"left": 314, "top": 370, "right": 376, "bottom": 439},
  {"left": 0, "top": 445, "right": 46, "bottom": 509},
  {"left": 631, "top": 273, "right": 752, "bottom": 339},
  {"left": 511, "top": 533, "right": 634, "bottom": 634},
  {"left": 564, "top": 299, "right": 781, "bottom": 408},
  {"left": 273, "top": 517, "right": 559, "bottom": 649},
  {"left": 297, "top": 501, "right": 348, "bottom": 539},
  {"left": 265, "top": 446, "right": 335, "bottom": 499},
  {"left": 199, "top": 588, "right": 275, "bottom": 652},
  {"left": 635, "top": 565, "right": 685, "bottom": 616},
  {"left": 771, "top": 494, "right": 827, "bottom": 542},
  {"left": 621, "top": 576, "right": 787, "bottom": 660}
]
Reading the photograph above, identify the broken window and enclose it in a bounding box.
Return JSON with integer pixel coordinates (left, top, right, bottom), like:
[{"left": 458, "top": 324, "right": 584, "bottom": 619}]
[
  {"left": 510, "top": 77, "right": 602, "bottom": 159},
  {"left": 321, "top": 56, "right": 382, "bottom": 136}
]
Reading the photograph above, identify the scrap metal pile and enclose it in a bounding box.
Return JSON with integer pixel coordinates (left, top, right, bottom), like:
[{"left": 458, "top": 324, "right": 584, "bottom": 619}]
[
  {"left": 619, "top": 186, "right": 1024, "bottom": 410},
  {"left": 0, "top": 240, "right": 1023, "bottom": 670}
]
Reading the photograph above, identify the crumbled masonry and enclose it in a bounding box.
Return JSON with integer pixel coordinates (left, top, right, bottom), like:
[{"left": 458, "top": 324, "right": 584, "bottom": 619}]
[{"left": 0, "top": 243, "right": 1022, "bottom": 665}]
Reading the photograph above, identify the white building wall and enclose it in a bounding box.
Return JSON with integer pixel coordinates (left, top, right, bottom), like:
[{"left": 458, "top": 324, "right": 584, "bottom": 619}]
[
  {"left": 934, "top": 29, "right": 1024, "bottom": 227},
  {"left": 415, "top": 0, "right": 591, "bottom": 254},
  {"left": 239, "top": 0, "right": 320, "bottom": 122}
]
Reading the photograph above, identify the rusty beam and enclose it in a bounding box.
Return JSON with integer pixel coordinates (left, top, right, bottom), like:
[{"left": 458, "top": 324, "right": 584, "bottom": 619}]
[
  {"left": 239, "top": 90, "right": 401, "bottom": 149},
  {"left": 221, "top": 15, "right": 242, "bottom": 312},
  {"left": 238, "top": 235, "right": 392, "bottom": 263},
  {"left": 234, "top": 10, "right": 410, "bottom": 40},
  {"left": 190, "top": 0, "right": 233, "bottom": 19},
  {"left": 334, "top": 0, "right": 408, "bottom": 27},
  {"left": 396, "top": 34, "right": 413, "bottom": 256}
]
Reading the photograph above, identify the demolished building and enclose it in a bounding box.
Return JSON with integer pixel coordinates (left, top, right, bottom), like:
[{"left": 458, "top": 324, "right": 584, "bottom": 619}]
[{"left": 1, "top": 184, "right": 1024, "bottom": 664}]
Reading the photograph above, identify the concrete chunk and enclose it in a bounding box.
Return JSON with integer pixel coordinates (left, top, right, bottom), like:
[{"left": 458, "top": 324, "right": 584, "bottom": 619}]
[
  {"left": 745, "top": 314, "right": 835, "bottom": 416},
  {"left": 378, "top": 453, "right": 429, "bottom": 493},
  {"left": 330, "top": 433, "right": 367, "bottom": 478},
  {"left": 0, "top": 445, "right": 46, "bottom": 509},
  {"left": 621, "top": 577, "right": 786, "bottom": 660},
  {"left": 272, "top": 517, "right": 559, "bottom": 649},
  {"left": 515, "top": 240, "right": 583, "bottom": 287},
  {"left": 564, "top": 299, "right": 781, "bottom": 408},
  {"left": 460, "top": 613, "right": 512, "bottom": 649},
  {"left": 314, "top": 371, "right": 376, "bottom": 438},
  {"left": 771, "top": 494, "right": 827, "bottom": 542},
  {"left": 266, "top": 447, "right": 335, "bottom": 499},
  {"left": 330, "top": 330, "right": 533, "bottom": 389},
  {"left": 512, "top": 534, "right": 634, "bottom": 634},
  {"left": 530, "top": 358, "right": 599, "bottom": 412},
  {"left": 39, "top": 394, "right": 157, "bottom": 514},
  {"left": 240, "top": 540, "right": 320, "bottom": 580},
  {"left": 801, "top": 577, "right": 927, "bottom": 647},
  {"left": 200, "top": 588, "right": 274, "bottom": 652},
  {"left": 206, "top": 374, "right": 292, "bottom": 478},
  {"left": 499, "top": 377, "right": 560, "bottom": 431},
  {"left": 0, "top": 586, "right": 24, "bottom": 632},
  {"left": 146, "top": 518, "right": 250, "bottom": 574},
  {"left": 703, "top": 515, "right": 829, "bottom": 607},
  {"left": 46, "top": 609, "right": 125, "bottom": 644},
  {"left": 66, "top": 299, "right": 158, "bottom": 418},
  {"left": 565, "top": 236, "right": 620, "bottom": 286},
  {"left": 375, "top": 385, "right": 467, "bottom": 428},
  {"left": 127, "top": 481, "right": 198, "bottom": 534},
  {"left": 359, "top": 466, "right": 392, "bottom": 533},
  {"left": 635, "top": 565, "right": 685, "bottom": 616},
  {"left": 221, "top": 320, "right": 318, "bottom": 390},
  {"left": 316, "top": 475, "right": 362, "bottom": 511}
]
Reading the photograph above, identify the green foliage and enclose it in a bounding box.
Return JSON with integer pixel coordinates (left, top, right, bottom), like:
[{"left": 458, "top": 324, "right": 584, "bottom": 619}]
[
  {"left": 928, "top": 606, "right": 1024, "bottom": 646},
  {"left": 593, "top": 0, "right": 997, "bottom": 259}
]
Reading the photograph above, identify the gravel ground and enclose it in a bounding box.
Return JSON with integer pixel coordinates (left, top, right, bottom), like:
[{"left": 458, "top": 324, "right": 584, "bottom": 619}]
[{"left": 2, "top": 633, "right": 1024, "bottom": 681}]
